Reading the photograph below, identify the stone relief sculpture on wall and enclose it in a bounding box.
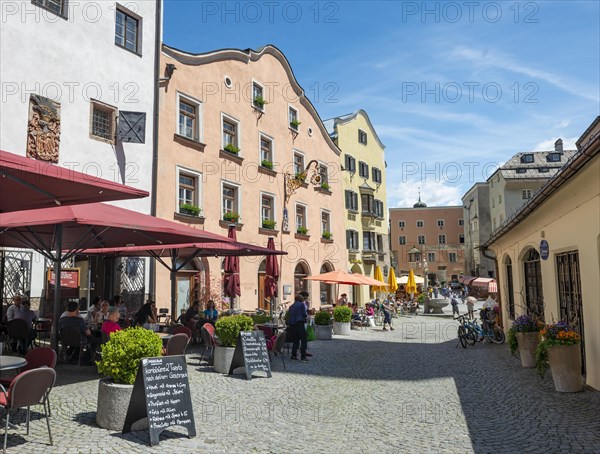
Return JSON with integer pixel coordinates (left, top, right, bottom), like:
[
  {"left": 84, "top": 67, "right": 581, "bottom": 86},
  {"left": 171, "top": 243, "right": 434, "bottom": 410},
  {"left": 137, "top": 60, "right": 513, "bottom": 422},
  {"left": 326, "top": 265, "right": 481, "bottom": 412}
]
[{"left": 26, "top": 94, "right": 60, "bottom": 163}]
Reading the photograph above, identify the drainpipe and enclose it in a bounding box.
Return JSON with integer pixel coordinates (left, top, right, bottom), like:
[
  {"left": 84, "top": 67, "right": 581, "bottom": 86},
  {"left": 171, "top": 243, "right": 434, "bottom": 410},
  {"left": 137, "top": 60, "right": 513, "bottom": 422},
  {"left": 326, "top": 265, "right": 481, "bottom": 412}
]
[{"left": 149, "top": 0, "right": 163, "bottom": 301}]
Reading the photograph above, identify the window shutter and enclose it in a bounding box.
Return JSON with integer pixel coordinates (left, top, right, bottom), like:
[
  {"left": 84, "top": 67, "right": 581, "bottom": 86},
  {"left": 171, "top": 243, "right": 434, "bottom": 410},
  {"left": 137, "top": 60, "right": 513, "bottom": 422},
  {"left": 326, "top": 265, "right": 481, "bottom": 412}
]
[
  {"left": 117, "top": 111, "right": 146, "bottom": 143},
  {"left": 346, "top": 230, "right": 351, "bottom": 249}
]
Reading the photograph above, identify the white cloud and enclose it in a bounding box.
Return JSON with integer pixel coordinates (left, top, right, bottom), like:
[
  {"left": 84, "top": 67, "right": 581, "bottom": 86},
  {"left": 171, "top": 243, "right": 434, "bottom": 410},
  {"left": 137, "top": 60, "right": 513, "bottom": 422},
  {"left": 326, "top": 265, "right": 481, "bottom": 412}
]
[
  {"left": 388, "top": 179, "right": 463, "bottom": 208},
  {"left": 532, "top": 137, "right": 578, "bottom": 151}
]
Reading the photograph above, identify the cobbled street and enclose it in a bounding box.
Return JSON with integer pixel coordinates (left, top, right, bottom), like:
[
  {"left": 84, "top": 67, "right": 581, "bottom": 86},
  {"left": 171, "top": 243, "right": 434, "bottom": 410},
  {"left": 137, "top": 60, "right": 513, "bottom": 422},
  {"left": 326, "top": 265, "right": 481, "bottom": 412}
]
[{"left": 3, "top": 314, "right": 599, "bottom": 454}]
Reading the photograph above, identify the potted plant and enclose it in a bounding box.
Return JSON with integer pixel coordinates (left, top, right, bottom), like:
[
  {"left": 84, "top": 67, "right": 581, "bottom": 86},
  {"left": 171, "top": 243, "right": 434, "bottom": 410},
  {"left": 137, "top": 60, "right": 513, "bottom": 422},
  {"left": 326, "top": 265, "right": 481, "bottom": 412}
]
[
  {"left": 96, "top": 327, "right": 163, "bottom": 430},
  {"left": 213, "top": 314, "right": 254, "bottom": 373},
  {"left": 297, "top": 226, "right": 308, "bottom": 235},
  {"left": 290, "top": 119, "right": 301, "bottom": 130},
  {"left": 536, "top": 320, "right": 582, "bottom": 392},
  {"left": 224, "top": 143, "right": 240, "bottom": 154},
  {"left": 332, "top": 306, "right": 352, "bottom": 335},
  {"left": 314, "top": 311, "right": 332, "bottom": 340},
  {"left": 295, "top": 172, "right": 307, "bottom": 183},
  {"left": 320, "top": 182, "right": 330, "bottom": 191},
  {"left": 223, "top": 211, "right": 240, "bottom": 223},
  {"left": 179, "top": 203, "right": 201, "bottom": 216},
  {"left": 508, "top": 314, "right": 544, "bottom": 368},
  {"left": 253, "top": 96, "right": 267, "bottom": 109},
  {"left": 261, "top": 159, "right": 274, "bottom": 170},
  {"left": 262, "top": 219, "right": 277, "bottom": 230},
  {"left": 322, "top": 231, "right": 333, "bottom": 240}
]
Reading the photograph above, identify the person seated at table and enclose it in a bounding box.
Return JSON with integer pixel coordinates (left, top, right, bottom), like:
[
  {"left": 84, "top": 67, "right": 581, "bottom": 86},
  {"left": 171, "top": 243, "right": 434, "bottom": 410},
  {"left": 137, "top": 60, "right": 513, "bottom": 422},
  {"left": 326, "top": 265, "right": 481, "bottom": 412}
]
[
  {"left": 6, "top": 294, "right": 24, "bottom": 322},
  {"left": 101, "top": 306, "right": 122, "bottom": 337},
  {"left": 184, "top": 299, "right": 201, "bottom": 324},
  {"left": 365, "top": 304, "right": 375, "bottom": 317},
  {"left": 134, "top": 299, "right": 157, "bottom": 327},
  {"left": 114, "top": 294, "right": 127, "bottom": 318},
  {"left": 14, "top": 299, "right": 37, "bottom": 354},
  {"left": 86, "top": 296, "right": 102, "bottom": 324},
  {"left": 94, "top": 300, "right": 110, "bottom": 325},
  {"left": 59, "top": 301, "right": 93, "bottom": 360},
  {"left": 203, "top": 300, "right": 218, "bottom": 322}
]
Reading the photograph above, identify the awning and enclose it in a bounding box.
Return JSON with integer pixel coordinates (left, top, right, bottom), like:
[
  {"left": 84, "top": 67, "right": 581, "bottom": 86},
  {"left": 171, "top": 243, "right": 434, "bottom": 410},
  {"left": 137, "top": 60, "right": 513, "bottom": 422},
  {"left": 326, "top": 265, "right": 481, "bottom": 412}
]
[
  {"left": 0, "top": 150, "right": 148, "bottom": 212},
  {"left": 459, "top": 275, "right": 477, "bottom": 285},
  {"left": 471, "top": 277, "right": 498, "bottom": 293}
]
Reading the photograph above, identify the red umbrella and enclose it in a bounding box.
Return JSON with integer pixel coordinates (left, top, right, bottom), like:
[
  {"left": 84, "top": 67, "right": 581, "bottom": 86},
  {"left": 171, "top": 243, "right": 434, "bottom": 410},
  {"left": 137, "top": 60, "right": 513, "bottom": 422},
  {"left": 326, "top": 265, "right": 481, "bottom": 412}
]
[
  {"left": 264, "top": 237, "right": 279, "bottom": 317},
  {"left": 223, "top": 225, "right": 241, "bottom": 305},
  {"left": 0, "top": 150, "right": 148, "bottom": 212}
]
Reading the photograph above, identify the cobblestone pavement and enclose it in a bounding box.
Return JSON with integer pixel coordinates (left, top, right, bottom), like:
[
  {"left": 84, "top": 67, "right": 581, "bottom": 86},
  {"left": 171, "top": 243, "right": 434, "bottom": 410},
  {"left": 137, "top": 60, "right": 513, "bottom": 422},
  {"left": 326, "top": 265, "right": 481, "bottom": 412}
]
[{"left": 2, "top": 314, "right": 599, "bottom": 454}]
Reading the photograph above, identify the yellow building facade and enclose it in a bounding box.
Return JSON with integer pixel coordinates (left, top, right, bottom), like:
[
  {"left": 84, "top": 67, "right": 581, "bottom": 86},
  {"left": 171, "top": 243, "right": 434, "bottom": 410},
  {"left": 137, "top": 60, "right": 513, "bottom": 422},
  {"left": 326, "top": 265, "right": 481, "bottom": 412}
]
[{"left": 324, "top": 111, "right": 390, "bottom": 305}]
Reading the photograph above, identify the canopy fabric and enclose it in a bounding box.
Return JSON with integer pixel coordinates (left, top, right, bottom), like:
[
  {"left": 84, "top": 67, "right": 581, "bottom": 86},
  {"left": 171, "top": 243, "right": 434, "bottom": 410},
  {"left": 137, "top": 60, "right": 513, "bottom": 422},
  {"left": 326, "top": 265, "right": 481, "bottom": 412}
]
[
  {"left": 459, "top": 275, "right": 477, "bottom": 285},
  {"left": 472, "top": 277, "right": 498, "bottom": 293},
  {"left": 305, "top": 270, "right": 387, "bottom": 287},
  {"left": 264, "top": 237, "right": 279, "bottom": 299},
  {"left": 223, "top": 225, "right": 241, "bottom": 300},
  {"left": 398, "top": 274, "right": 425, "bottom": 284},
  {"left": 0, "top": 150, "right": 148, "bottom": 212},
  {"left": 387, "top": 267, "right": 398, "bottom": 293},
  {"left": 371, "top": 266, "right": 387, "bottom": 294},
  {"left": 0, "top": 202, "right": 231, "bottom": 254},
  {"left": 405, "top": 269, "right": 417, "bottom": 294}
]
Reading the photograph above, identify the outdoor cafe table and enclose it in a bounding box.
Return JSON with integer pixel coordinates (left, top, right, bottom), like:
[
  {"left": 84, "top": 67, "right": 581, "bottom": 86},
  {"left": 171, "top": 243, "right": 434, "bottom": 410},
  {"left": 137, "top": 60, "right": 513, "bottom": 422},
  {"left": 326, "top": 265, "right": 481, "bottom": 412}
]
[
  {"left": 157, "top": 332, "right": 172, "bottom": 344},
  {"left": 257, "top": 324, "right": 286, "bottom": 336},
  {"left": 0, "top": 356, "right": 27, "bottom": 371}
]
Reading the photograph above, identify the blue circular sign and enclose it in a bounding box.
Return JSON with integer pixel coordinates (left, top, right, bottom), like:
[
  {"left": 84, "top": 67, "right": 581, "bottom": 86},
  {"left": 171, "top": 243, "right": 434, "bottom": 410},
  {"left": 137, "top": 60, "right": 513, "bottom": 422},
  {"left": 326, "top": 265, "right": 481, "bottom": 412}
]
[{"left": 540, "top": 240, "right": 549, "bottom": 260}]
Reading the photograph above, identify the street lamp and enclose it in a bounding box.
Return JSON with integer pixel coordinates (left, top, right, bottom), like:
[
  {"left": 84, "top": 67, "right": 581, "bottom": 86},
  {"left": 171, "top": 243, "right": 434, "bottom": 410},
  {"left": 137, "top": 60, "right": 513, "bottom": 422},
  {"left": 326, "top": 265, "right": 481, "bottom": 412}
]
[{"left": 423, "top": 259, "right": 428, "bottom": 292}]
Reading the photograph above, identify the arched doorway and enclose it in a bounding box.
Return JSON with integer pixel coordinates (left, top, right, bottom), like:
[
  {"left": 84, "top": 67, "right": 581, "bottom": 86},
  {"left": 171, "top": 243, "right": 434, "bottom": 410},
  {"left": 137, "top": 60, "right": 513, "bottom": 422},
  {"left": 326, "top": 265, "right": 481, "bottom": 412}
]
[
  {"left": 176, "top": 257, "right": 207, "bottom": 317},
  {"left": 504, "top": 255, "right": 515, "bottom": 319},
  {"left": 523, "top": 248, "right": 544, "bottom": 321},
  {"left": 294, "top": 261, "right": 310, "bottom": 302},
  {"left": 257, "top": 259, "right": 269, "bottom": 311},
  {"left": 350, "top": 264, "right": 363, "bottom": 306},
  {"left": 319, "top": 262, "right": 334, "bottom": 306}
]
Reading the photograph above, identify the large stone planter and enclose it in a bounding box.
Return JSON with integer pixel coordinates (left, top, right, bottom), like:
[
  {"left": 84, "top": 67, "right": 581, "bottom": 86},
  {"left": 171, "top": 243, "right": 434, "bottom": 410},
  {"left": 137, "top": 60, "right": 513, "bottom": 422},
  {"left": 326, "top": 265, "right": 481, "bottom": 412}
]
[
  {"left": 213, "top": 345, "right": 236, "bottom": 374},
  {"left": 516, "top": 332, "right": 540, "bottom": 368},
  {"left": 96, "top": 378, "right": 148, "bottom": 431},
  {"left": 315, "top": 324, "right": 332, "bottom": 340},
  {"left": 427, "top": 298, "right": 449, "bottom": 314},
  {"left": 333, "top": 321, "right": 351, "bottom": 336},
  {"left": 548, "top": 344, "right": 583, "bottom": 393}
]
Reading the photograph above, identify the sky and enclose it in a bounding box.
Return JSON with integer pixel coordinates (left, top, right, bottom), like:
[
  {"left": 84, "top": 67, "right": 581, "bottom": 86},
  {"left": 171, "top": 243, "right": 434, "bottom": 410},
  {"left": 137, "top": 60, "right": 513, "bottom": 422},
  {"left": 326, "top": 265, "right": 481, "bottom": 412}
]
[{"left": 163, "top": 0, "right": 600, "bottom": 207}]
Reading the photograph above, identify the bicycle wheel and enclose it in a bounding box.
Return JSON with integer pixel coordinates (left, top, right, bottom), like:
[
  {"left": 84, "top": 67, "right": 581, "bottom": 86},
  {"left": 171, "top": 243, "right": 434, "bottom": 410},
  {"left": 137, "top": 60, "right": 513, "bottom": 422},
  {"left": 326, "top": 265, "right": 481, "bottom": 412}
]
[
  {"left": 457, "top": 326, "right": 467, "bottom": 348},
  {"left": 466, "top": 328, "right": 477, "bottom": 346},
  {"left": 492, "top": 326, "right": 506, "bottom": 344}
]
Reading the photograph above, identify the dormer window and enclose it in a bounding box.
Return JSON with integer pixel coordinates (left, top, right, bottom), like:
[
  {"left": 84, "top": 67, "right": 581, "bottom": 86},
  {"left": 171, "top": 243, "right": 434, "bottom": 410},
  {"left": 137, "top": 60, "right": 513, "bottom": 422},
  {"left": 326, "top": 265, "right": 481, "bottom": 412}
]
[
  {"left": 538, "top": 167, "right": 549, "bottom": 173},
  {"left": 547, "top": 153, "right": 561, "bottom": 162},
  {"left": 516, "top": 168, "right": 527, "bottom": 174},
  {"left": 358, "top": 129, "right": 367, "bottom": 145},
  {"left": 520, "top": 154, "right": 534, "bottom": 163}
]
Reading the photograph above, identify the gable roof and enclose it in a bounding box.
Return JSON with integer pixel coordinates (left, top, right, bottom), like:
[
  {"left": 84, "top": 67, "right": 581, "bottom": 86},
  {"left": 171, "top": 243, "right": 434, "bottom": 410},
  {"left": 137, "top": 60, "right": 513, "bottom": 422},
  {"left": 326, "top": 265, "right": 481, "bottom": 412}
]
[{"left": 323, "top": 110, "right": 386, "bottom": 149}]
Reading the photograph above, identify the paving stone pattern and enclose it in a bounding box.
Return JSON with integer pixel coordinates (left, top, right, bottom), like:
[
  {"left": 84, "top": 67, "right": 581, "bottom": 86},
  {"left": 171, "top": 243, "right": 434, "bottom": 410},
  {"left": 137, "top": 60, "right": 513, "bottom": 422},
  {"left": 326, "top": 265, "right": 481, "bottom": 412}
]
[{"left": 3, "top": 313, "right": 599, "bottom": 453}]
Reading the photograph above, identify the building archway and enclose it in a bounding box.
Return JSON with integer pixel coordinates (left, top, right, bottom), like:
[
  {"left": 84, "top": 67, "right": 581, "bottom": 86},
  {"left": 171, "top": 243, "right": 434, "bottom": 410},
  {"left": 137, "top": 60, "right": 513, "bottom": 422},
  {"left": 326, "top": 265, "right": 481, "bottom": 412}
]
[
  {"left": 350, "top": 264, "right": 363, "bottom": 306},
  {"left": 503, "top": 254, "right": 515, "bottom": 319},
  {"left": 319, "top": 262, "right": 334, "bottom": 306},
  {"left": 294, "top": 261, "right": 310, "bottom": 302},
  {"left": 176, "top": 257, "right": 208, "bottom": 316},
  {"left": 521, "top": 248, "right": 544, "bottom": 321}
]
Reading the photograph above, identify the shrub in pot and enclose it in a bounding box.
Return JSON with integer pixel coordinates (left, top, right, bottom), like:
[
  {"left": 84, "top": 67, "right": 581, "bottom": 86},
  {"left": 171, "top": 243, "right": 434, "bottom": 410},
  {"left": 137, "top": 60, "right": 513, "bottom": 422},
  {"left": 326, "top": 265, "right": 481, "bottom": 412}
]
[
  {"left": 314, "top": 311, "right": 332, "bottom": 340},
  {"left": 214, "top": 314, "right": 254, "bottom": 373},
  {"left": 332, "top": 306, "right": 352, "bottom": 336},
  {"left": 96, "top": 327, "right": 163, "bottom": 430},
  {"left": 536, "top": 320, "right": 582, "bottom": 392},
  {"left": 508, "top": 314, "right": 543, "bottom": 368}
]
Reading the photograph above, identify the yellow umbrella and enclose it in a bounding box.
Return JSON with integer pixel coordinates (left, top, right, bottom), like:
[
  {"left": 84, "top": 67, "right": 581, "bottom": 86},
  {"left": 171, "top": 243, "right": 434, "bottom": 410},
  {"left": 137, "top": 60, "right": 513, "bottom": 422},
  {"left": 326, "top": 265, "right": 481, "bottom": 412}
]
[
  {"left": 405, "top": 269, "right": 417, "bottom": 295},
  {"left": 371, "top": 266, "right": 387, "bottom": 295},
  {"left": 387, "top": 267, "right": 398, "bottom": 293}
]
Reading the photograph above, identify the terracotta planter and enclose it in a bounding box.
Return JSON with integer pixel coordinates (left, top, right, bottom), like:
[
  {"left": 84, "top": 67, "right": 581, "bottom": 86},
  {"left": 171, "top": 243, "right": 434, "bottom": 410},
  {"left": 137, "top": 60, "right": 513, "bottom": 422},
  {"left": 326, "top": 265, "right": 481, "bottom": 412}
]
[
  {"left": 516, "top": 332, "right": 540, "bottom": 368},
  {"left": 315, "top": 324, "right": 332, "bottom": 340},
  {"left": 548, "top": 344, "right": 583, "bottom": 392}
]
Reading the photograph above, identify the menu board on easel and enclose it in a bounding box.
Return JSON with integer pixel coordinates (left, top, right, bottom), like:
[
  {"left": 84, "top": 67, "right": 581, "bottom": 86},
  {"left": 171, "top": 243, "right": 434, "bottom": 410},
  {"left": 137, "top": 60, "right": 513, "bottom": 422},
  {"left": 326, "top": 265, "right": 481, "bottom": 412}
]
[{"left": 228, "top": 331, "right": 272, "bottom": 380}]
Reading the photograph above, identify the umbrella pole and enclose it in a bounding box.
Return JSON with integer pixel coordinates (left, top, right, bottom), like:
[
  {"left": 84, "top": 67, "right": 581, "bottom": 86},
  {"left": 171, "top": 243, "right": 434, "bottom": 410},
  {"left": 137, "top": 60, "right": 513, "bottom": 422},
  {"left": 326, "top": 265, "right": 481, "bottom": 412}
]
[
  {"left": 51, "top": 224, "right": 62, "bottom": 353},
  {"left": 170, "top": 253, "right": 177, "bottom": 323}
]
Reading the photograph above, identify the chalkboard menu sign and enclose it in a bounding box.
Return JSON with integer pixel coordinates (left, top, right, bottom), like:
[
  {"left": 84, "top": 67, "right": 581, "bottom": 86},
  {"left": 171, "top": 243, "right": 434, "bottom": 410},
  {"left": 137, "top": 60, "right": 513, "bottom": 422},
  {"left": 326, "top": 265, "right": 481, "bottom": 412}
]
[
  {"left": 228, "top": 331, "right": 272, "bottom": 380},
  {"left": 122, "top": 355, "right": 196, "bottom": 446}
]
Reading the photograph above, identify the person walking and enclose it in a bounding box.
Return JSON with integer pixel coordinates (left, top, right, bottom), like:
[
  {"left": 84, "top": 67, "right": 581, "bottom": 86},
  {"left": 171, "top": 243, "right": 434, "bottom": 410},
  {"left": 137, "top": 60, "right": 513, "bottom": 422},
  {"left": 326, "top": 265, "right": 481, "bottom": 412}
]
[
  {"left": 466, "top": 296, "right": 477, "bottom": 319},
  {"left": 288, "top": 294, "right": 308, "bottom": 362},
  {"left": 451, "top": 296, "right": 460, "bottom": 317},
  {"left": 382, "top": 299, "right": 395, "bottom": 331}
]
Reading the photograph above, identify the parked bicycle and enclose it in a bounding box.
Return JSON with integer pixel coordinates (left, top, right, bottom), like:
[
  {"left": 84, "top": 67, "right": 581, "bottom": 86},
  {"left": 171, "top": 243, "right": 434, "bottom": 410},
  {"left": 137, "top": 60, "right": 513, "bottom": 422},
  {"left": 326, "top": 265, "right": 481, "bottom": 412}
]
[
  {"left": 456, "top": 314, "right": 505, "bottom": 348},
  {"left": 456, "top": 315, "right": 477, "bottom": 348}
]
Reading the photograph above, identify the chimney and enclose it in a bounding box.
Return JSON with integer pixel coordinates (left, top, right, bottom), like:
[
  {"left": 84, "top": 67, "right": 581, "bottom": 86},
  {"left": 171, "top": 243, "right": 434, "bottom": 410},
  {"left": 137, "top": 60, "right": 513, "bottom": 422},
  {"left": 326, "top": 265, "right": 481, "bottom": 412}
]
[{"left": 554, "top": 138, "right": 563, "bottom": 153}]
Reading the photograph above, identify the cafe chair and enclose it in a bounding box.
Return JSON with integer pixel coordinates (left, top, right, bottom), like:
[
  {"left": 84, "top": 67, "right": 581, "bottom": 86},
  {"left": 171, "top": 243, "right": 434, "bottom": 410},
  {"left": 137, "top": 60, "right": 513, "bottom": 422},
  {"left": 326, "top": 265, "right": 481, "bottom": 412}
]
[
  {"left": 200, "top": 325, "right": 216, "bottom": 364},
  {"left": 0, "top": 347, "right": 57, "bottom": 388},
  {"left": 170, "top": 325, "right": 192, "bottom": 340},
  {"left": 165, "top": 333, "right": 189, "bottom": 356},
  {"left": 269, "top": 331, "right": 287, "bottom": 370},
  {"left": 6, "top": 319, "right": 29, "bottom": 354},
  {"left": 0, "top": 367, "right": 56, "bottom": 454},
  {"left": 33, "top": 317, "right": 53, "bottom": 347},
  {"left": 59, "top": 327, "right": 85, "bottom": 367}
]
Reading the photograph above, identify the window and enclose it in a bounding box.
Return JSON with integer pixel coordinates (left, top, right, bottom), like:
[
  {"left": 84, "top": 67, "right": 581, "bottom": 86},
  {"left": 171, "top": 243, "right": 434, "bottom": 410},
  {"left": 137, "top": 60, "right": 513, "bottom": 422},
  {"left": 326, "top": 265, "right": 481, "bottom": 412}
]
[
  {"left": 417, "top": 235, "right": 425, "bottom": 245},
  {"left": 398, "top": 221, "right": 406, "bottom": 228},
  {"left": 358, "top": 129, "right": 367, "bottom": 144},
  {"left": 437, "top": 219, "right": 445, "bottom": 227},
  {"left": 289, "top": 107, "right": 299, "bottom": 129},
  {"left": 522, "top": 189, "right": 532, "bottom": 200},
  {"left": 345, "top": 190, "right": 359, "bottom": 211},
  {"left": 538, "top": 167, "right": 549, "bottom": 173},
  {"left": 521, "top": 154, "right": 534, "bottom": 163},
  {"left": 363, "top": 232, "right": 376, "bottom": 251},
  {"left": 361, "top": 194, "right": 374, "bottom": 215},
  {"left": 178, "top": 172, "right": 198, "bottom": 209},
  {"left": 295, "top": 204, "right": 306, "bottom": 231},
  {"left": 459, "top": 219, "right": 464, "bottom": 226},
  {"left": 372, "top": 168, "right": 382, "bottom": 184},
  {"left": 222, "top": 116, "right": 239, "bottom": 150},
  {"left": 321, "top": 211, "right": 331, "bottom": 235},
  {"left": 344, "top": 155, "right": 356, "bottom": 173},
  {"left": 498, "top": 194, "right": 502, "bottom": 204},
  {"left": 427, "top": 252, "right": 435, "bottom": 262},
  {"left": 252, "top": 83, "right": 264, "bottom": 109},
  {"left": 293, "top": 152, "right": 304, "bottom": 176},
  {"left": 318, "top": 162, "right": 329, "bottom": 184},
  {"left": 471, "top": 219, "right": 478, "bottom": 231},
  {"left": 416, "top": 220, "right": 424, "bottom": 228},
  {"left": 358, "top": 161, "right": 369, "bottom": 178},
  {"left": 346, "top": 230, "right": 359, "bottom": 250},
  {"left": 547, "top": 153, "right": 561, "bottom": 162},
  {"left": 449, "top": 253, "right": 457, "bottom": 263},
  {"left": 260, "top": 135, "right": 273, "bottom": 164},
  {"left": 33, "top": 0, "right": 65, "bottom": 16},
  {"left": 261, "top": 194, "right": 274, "bottom": 223},
  {"left": 177, "top": 95, "right": 202, "bottom": 140},
  {"left": 398, "top": 236, "right": 406, "bottom": 245},
  {"left": 376, "top": 234, "right": 383, "bottom": 252},
  {"left": 222, "top": 183, "right": 239, "bottom": 217},
  {"left": 115, "top": 8, "right": 140, "bottom": 54},
  {"left": 459, "top": 234, "right": 465, "bottom": 244},
  {"left": 90, "top": 100, "right": 117, "bottom": 144},
  {"left": 506, "top": 257, "right": 515, "bottom": 319},
  {"left": 374, "top": 199, "right": 384, "bottom": 218},
  {"left": 516, "top": 168, "right": 527, "bottom": 174},
  {"left": 438, "top": 234, "right": 446, "bottom": 244}
]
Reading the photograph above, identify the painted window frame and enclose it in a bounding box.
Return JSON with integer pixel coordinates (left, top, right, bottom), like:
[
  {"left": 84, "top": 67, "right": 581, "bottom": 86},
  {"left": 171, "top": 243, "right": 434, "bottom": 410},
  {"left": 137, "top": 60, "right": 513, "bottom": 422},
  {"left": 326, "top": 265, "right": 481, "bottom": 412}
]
[{"left": 176, "top": 166, "right": 203, "bottom": 213}]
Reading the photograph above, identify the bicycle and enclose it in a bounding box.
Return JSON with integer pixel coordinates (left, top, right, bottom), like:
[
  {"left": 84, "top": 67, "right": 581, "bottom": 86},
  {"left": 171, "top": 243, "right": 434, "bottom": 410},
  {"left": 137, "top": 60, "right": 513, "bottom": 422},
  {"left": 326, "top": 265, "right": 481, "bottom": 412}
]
[{"left": 456, "top": 315, "right": 477, "bottom": 348}]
